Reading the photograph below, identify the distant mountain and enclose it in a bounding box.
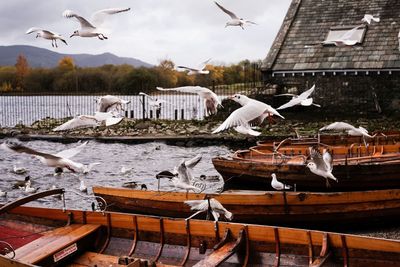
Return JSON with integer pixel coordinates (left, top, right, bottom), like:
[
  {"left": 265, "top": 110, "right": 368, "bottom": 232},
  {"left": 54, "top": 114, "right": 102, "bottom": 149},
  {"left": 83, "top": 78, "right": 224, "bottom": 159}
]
[{"left": 0, "top": 45, "right": 152, "bottom": 68}]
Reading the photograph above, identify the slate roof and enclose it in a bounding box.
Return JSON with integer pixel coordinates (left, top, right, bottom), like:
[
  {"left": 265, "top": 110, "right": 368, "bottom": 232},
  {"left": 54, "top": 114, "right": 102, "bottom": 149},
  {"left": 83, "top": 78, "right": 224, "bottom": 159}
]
[{"left": 262, "top": 0, "right": 400, "bottom": 73}]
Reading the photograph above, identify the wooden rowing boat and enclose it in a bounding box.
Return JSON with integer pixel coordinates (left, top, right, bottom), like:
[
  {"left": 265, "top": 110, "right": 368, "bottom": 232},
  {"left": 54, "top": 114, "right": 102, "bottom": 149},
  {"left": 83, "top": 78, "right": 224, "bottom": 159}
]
[
  {"left": 213, "top": 142, "right": 400, "bottom": 191},
  {"left": 93, "top": 186, "right": 400, "bottom": 225},
  {"left": 1, "top": 189, "right": 399, "bottom": 266}
]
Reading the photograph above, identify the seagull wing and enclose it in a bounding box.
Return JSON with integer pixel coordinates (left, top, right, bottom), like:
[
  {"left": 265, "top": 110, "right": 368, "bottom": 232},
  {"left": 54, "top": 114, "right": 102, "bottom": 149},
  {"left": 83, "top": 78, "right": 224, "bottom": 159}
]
[
  {"left": 277, "top": 98, "right": 301, "bottom": 110},
  {"left": 1, "top": 141, "right": 60, "bottom": 161},
  {"left": 274, "top": 93, "right": 297, "bottom": 97},
  {"left": 184, "top": 199, "right": 208, "bottom": 211},
  {"left": 177, "top": 66, "right": 199, "bottom": 72},
  {"left": 214, "top": 1, "right": 239, "bottom": 19},
  {"left": 185, "top": 154, "right": 202, "bottom": 169},
  {"left": 322, "top": 149, "right": 333, "bottom": 172},
  {"left": 310, "top": 147, "right": 329, "bottom": 172},
  {"left": 197, "top": 58, "right": 212, "bottom": 71},
  {"left": 91, "top": 7, "right": 131, "bottom": 27},
  {"left": 234, "top": 125, "right": 261, "bottom": 136},
  {"left": 319, "top": 122, "right": 356, "bottom": 132},
  {"left": 26, "top": 27, "right": 42, "bottom": 34},
  {"left": 298, "top": 84, "right": 316, "bottom": 100},
  {"left": 53, "top": 116, "right": 99, "bottom": 131},
  {"left": 156, "top": 86, "right": 210, "bottom": 94},
  {"left": 41, "top": 29, "right": 58, "bottom": 36},
  {"left": 340, "top": 25, "right": 363, "bottom": 41},
  {"left": 212, "top": 104, "right": 259, "bottom": 134},
  {"left": 177, "top": 161, "right": 191, "bottom": 184},
  {"left": 63, "top": 10, "right": 95, "bottom": 29},
  {"left": 55, "top": 141, "right": 88, "bottom": 159}
]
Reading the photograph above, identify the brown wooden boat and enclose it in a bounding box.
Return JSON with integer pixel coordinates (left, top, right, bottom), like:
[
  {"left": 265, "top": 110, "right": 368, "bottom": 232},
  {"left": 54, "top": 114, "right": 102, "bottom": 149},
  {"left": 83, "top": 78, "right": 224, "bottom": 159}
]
[
  {"left": 93, "top": 186, "right": 400, "bottom": 226},
  {"left": 1, "top": 189, "right": 400, "bottom": 266},
  {"left": 213, "top": 142, "right": 400, "bottom": 191}
]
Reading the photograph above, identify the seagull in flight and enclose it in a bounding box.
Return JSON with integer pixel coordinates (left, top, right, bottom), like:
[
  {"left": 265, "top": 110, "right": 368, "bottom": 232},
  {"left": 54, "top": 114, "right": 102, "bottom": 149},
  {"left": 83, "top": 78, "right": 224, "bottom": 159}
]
[
  {"left": 26, "top": 27, "right": 68, "bottom": 47},
  {"left": 171, "top": 155, "right": 203, "bottom": 193},
  {"left": 307, "top": 147, "right": 337, "bottom": 187},
  {"left": 322, "top": 25, "right": 364, "bottom": 47},
  {"left": 1, "top": 140, "right": 99, "bottom": 174},
  {"left": 361, "top": 14, "right": 380, "bottom": 24},
  {"left": 185, "top": 198, "right": 233, "bottom": 221},
  {"left": 276, "top": 84, "right": 321, "bottom": 110},
  {"left": 156, "top": 86, "right": 222, "bottom": 116},
  {"left": 177, "top": 58, "right": 211, "bottom": 75},
  {"left": 53, "top": 112, "right": 123, "bottom": 131},
  {"left": 319, "top": 122, "right": 375, "bottom": 146},
  {"left": 212, "top": 94, "right": 284, "bottom": 136},
  {"left": 63, "top": 8, "right": 130, "bottom": 40},
  {"left": 96, "top": 95, "right": 130, "bottom": 113},
  {"left": 214, "top": 2, "right": 257, "bottom": 29},
  {"left": 271, "top": 173, "right": 292, "bottom": 190},
  {"left": 139, "top": 92, "right": 171, "bottom": 110}
]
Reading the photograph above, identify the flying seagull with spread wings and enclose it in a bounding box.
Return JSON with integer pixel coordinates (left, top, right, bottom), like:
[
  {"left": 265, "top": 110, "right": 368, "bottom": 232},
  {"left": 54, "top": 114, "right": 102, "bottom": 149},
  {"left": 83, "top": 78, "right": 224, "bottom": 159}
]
[
  {"left": 53, "top": 112, "right": 123, "bottom": 131},
  {"left": 63, "top": 8, "right": 130, "bottom": 40},
  {"left": 214, "top": 1, "right": 257, "bottom": 29},
  {"left": 361, "top": 14, "right": 380, "bottom": 24},
  {"left": 96, "top": 95, "right": 130, "bottom": 113},
  {"left": 276, "top": 84, "right": 320, "bottom": 110},
  {"left": 156, "top": 86, "right": 222, "bottom": 116},
  {"left": 212, "top": 94, "right": 284, "bottom": 136},
  {"left": 26, "top": 27, "right": 67, "bottom": 47},
  {"left": 307, "top": 147, "right": 338, "bottom": 188},
  {"left": 1, "top": 140, "right": 99, "bottom": 174},
  {"left": 177, "top": 58, "right": 211, "bottom": 75}
]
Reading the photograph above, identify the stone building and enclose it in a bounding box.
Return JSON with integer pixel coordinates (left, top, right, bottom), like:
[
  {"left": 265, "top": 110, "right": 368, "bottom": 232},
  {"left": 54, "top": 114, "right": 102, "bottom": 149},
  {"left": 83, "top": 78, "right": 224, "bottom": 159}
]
[{"left": 262, "top": 0, "right": 400, "bottom": 118}]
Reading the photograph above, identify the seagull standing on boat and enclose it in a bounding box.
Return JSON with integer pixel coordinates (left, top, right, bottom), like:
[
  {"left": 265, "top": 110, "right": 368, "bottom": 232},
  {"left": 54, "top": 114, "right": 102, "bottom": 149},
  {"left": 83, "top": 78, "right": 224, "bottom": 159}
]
[
  {"left": 177, "top": 58, "right": 211, "bottom": 75},
  {"left": 156, "top": 86, "right": 222, "bottom": 116},
  {"left": 26, "top": 27, "right": 68, "bottom": 47},
  {"left": 271, "top": 173, "right": 292, "bottom": 190},
  {"left": 96, "top": 95, "right": 130, "bottom": 113},
  {"left": 214, "top": 2, "right": 257, "bottom": 29},
  {"left": 63, "top": 8, "right": 131, "bottom": 40},
  {"left": 1, "top": 140, "right": 99, "bottom": 175},
  {"left": 275, "top": 84, "right": 320, "bottom": 110},
  {"left": 185, "top": 198, "right": 233, "bottom": 221},
  {"left": 361, "top": 14, "right": 380, "bottom": 24},
  {"left": 212, "top": 94, "right": 284, "bottom": 136},
  {"left": 307, "top": 147, "right": 338, "bottom": 188}
]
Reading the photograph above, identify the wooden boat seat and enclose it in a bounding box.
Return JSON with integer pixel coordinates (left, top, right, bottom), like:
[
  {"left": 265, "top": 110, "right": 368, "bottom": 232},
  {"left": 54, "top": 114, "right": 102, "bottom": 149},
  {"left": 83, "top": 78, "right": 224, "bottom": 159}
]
[
  {"left": 13, "top": 224, "right": 100, "bottom": 265},
  {"left": 193, "top": 228, "right": 246, "bottom": 267},
  {"left": 68, "top": 251, "right": 145, "bottom": 267}
]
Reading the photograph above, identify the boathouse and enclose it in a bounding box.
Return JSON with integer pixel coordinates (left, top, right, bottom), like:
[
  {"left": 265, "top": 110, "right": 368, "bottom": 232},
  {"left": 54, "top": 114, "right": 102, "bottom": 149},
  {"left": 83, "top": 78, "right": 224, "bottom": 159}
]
[{"left": 262, "top": 0, "right": 400, "bottom": 117}]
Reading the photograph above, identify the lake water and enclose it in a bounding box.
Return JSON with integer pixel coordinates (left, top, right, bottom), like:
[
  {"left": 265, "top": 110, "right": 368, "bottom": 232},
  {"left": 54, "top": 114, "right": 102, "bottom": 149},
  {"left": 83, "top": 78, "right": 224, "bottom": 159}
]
[
  {"left": 0, "top": 94, "right": 223, "bottom": 127},
  {"left": 0, "top": 139, "right": 231, "bottom": 210}
]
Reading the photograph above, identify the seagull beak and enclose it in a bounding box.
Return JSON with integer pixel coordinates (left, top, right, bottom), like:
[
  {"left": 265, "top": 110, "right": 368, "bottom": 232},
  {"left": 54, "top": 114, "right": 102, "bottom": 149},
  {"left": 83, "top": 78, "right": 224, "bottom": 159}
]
[{"left": 70, "top": 33, "right": 75, "bottom": 38}]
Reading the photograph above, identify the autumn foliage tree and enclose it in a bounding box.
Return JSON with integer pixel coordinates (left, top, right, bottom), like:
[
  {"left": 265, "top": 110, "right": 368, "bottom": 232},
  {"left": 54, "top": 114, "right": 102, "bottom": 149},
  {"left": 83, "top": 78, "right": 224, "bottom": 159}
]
[
  {"left": 58, "top": 56, "right": 75, "bottom": 71},
  {"left": 15, "top": 54, "right": 29, "bottom": 91}
]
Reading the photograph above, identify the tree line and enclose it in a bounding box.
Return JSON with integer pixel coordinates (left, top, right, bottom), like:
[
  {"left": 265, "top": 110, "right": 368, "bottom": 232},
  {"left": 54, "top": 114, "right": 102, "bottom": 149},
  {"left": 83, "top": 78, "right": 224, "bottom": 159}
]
[{"left": 0, "top": 54, "right": 262, "bottom": 94}]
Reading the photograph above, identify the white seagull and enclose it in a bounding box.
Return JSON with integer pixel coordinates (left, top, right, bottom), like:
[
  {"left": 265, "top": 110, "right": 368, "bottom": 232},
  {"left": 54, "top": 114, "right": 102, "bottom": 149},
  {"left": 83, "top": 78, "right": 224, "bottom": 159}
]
[
  {"left": 177, "top": 58, "right": 211, "bottom": 75},
  {"left": 26, "top": 27, "right": 68, "bottom": 47},
  {"left": 156, "top": 86, "right": 222, "bottom": 116},
  {"left": 22, "top": 180, "right": 37, "bottom": 194},
  {"left": 271, "top": 173, "right": 292, "bottom": 190},
  {"left": 306, "top": 147, "right": 338, "bottom": 187},
  {"left": 79, "top": 179, "right": 88, "bottom": 193},
  {"left": 63, "top": 8, "right": 130, "bottom": 40},
  {"left": 1, "top": 140, "right": 99, "bottom": 174},
  {"left": 139, "top": 92, "right": 171, "bottom": 110},
  {"left": 96, "top": 95, "right": 130, "bottom": 113},
  {"left": 120, "top": 166, "right": 134, "bottom": 175},
  {"left": 212, "top": 94, "right": 284, "bottom": 136},
  {"left": 171, "top": 155, "right": 203, "bottom": 193},
  {"left": 320, "top": 122, "right": 375, "bottom": 146},
  {"left": 214, "top": 2, "right": 257, "bottom": 29},
  {"left": 0, "top": 189, "right": 7, "bottom": 197},
  {"left": 53, "top": 112, "right": 123, "bottom": 131},
  {"left": 361, "top": 14, "right": 380, "bottom": 24},
  {"left": 322, "top": 25, "right": 364, "bottom": 47},
  {"left": 184, "top": 198, "right": 233, "bottom": 221},
  {"left": 276, "top": 84, "right": 321, "bottom": 110}
]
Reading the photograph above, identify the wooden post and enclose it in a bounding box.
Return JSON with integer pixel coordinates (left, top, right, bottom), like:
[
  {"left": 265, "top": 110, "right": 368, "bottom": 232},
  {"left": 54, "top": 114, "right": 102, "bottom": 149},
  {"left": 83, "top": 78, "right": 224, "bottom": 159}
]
[
  {"left": 150, "top": 110, "right": 153, "bottom": 119},
  {"left": 174, "top": 109, "right": 178, "bottom": 120},
  {"left": 181, "top": 109, "right": 184, "bottom": 120},
  {"left": 125, "top": 110, "right": 128, "bottom": 117},
  {"left": 130, "top": 110, "right": 134, "bottom": 118},
  {"left": 141, "top": 94, "right": 146, "bottom": 120}
]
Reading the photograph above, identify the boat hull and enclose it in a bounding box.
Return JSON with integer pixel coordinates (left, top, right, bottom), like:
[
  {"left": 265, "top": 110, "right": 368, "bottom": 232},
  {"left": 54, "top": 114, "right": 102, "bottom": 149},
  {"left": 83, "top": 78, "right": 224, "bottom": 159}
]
[
  {"left": 212, "top": 156, "right": 400, "bottom": 191},
  {"left": 93, "top": 186, "right": 400, "bottom": 226}
]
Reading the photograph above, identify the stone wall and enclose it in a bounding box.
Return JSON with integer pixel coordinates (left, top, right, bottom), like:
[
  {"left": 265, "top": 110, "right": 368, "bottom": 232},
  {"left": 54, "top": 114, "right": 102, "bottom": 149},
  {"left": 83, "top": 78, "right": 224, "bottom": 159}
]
[{"left": 261, "top": 73, "right": 400, "bottom": 120}]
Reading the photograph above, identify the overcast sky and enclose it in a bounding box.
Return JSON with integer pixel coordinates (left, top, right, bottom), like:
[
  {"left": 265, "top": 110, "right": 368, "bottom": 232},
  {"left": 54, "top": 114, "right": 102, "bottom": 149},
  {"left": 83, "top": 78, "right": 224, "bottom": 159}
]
[{"left": 0, "top": 0, "right": 291, "bottom": 66}]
